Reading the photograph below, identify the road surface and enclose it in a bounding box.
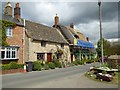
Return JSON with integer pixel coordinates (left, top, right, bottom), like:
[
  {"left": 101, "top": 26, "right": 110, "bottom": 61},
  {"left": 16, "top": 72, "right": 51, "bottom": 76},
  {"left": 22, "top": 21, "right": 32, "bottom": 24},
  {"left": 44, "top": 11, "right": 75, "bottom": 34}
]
[{"left": 2, "top": 62, "right": 118, "bottom": 88}]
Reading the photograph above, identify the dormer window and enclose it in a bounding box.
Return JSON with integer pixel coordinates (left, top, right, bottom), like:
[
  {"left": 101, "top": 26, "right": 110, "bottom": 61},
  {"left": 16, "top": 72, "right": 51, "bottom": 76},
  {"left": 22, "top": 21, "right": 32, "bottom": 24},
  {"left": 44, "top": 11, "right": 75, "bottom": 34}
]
[
  {"left": 61, "top": 44, "right": 64, "bottom": 48},
  {"left": 6, "top": 27, "right": 12, "bottom": 37},
  {"left": 41, "top": 41, "right": 46, "bottom": 47}
]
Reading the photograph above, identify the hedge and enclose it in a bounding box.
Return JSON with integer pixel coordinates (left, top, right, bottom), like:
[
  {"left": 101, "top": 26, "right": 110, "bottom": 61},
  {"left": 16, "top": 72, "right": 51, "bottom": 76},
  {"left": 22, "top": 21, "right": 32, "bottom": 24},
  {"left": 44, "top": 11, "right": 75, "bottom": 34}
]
[
  {"left": 73, "top": 61, "right": 78, "bottom": 65},
  {"left": 1, "top": 62, "right": 24, "bottom": 70},
  {"left": 33, "top": 61, "right": 42, "bottom": 71},
  {"left": 44, "top": 64, "right": 49, "bottom": 70},
  {"left": 48, "top": 62, "right": 55, "bottom": 69}
]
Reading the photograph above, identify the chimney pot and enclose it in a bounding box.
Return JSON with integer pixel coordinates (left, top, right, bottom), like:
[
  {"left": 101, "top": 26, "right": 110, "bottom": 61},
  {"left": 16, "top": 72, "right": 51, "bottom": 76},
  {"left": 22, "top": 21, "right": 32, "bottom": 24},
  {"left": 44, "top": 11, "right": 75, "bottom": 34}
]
[
  {"left": 54, "top": 14, "right": 59, "bottom": 27},
  {"left": 15, "top": 3, "right": 20, "bottom": 8},
  {"left": 14, "top": 2, "right": 21, "bottom": 19},
  {"left": 70, "top": 23, "right": 74, "bottom": 28},
  {"left": 86, "top": 37, "right": 89, "bottom": 42}
]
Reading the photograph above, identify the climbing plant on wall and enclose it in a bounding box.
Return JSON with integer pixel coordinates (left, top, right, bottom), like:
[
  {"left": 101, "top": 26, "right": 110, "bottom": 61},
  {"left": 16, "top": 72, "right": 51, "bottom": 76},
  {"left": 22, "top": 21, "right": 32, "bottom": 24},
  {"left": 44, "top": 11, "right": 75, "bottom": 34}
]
[{"left": 0, "top": 20, "right": 16, "bottom": 46}]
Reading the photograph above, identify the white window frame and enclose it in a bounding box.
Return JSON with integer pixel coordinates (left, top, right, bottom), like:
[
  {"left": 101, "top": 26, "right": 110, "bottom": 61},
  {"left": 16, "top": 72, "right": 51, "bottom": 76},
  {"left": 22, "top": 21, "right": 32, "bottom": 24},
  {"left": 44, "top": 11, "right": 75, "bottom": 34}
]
[
  {"left": 6, "top": 27, "right": 12, "bottom": 37},
  {"left": 1, "top": 47, "right": 18, "bottom": 60}
]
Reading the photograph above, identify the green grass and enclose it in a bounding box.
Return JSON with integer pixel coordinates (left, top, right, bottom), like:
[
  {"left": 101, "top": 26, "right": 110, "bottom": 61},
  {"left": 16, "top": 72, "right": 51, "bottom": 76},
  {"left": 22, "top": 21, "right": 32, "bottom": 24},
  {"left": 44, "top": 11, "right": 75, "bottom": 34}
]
[{"left": 85, "top": 71, "right": 118, "bottom": 85}]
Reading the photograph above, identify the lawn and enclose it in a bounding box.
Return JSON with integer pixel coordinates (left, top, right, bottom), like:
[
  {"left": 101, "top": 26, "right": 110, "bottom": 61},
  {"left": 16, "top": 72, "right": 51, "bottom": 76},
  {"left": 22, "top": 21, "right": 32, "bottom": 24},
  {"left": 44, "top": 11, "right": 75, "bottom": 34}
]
[{"left": 85, "top": 70, "right": 119, "bottom": 85}]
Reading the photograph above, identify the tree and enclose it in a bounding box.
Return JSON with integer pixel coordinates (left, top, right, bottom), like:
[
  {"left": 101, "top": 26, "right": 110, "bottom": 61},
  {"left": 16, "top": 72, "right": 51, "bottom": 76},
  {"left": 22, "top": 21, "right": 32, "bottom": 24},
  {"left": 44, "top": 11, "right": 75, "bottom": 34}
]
[{"left": 96, "top": 38, "right": 111, "bottom": 57}]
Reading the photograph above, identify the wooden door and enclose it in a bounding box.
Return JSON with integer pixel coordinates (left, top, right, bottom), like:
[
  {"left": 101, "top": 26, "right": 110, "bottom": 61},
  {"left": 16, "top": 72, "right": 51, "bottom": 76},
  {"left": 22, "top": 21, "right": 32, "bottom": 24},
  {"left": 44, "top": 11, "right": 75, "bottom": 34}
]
[
  {"left": 47, "top": 53, "right": 52, "bottom": 62},
  {"left": 71, "top": 54, "right": 73, "bottom": 62}
]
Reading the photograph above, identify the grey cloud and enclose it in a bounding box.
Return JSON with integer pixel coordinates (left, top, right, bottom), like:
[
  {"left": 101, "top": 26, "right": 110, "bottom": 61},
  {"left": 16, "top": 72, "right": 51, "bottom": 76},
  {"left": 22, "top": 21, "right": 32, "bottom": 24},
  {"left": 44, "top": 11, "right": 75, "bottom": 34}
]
[{"left": 2, "top": 2, "right": 118, "bottom": 43}]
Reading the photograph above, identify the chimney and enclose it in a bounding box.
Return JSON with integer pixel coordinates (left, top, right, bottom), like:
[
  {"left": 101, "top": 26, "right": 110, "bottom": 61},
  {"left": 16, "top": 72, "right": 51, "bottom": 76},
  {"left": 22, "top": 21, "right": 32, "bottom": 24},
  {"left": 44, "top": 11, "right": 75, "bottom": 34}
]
[
  {"left": 14, "top": 3, "right": 21, "bottom": 19},
  {"left": 4, "top": 2, "right": 12, "bottom": 16},
  {"left": 54, "top": 14, "right": 59, "bottom": 27},
  {"left": 86, "top": 37, "right": 89, "bottom": 42},
  {"left": 70, "top": 23, "right": 74, "bottom": 28}
]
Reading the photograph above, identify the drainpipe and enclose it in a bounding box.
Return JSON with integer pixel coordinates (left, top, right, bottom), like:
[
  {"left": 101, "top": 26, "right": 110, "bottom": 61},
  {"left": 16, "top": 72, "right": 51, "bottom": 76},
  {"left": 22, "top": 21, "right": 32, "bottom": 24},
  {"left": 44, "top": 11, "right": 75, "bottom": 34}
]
[{"left": 22, "top": 19, "right": 25, "bottom": 64}]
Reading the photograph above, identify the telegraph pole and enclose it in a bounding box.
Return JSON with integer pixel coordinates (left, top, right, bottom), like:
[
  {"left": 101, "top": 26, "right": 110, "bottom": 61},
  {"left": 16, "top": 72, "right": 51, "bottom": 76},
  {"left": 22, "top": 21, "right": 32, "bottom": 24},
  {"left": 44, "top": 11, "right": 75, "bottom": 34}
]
[{"left": 98, "top": 1, "right": 104, "bottom": 64}]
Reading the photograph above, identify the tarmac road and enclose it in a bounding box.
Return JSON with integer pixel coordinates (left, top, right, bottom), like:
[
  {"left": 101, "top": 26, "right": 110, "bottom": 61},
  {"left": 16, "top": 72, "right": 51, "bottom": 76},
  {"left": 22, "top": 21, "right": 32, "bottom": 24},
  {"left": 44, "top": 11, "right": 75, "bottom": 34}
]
[{"left": 2, "top": 62, "right": 118, "bottom": 88}]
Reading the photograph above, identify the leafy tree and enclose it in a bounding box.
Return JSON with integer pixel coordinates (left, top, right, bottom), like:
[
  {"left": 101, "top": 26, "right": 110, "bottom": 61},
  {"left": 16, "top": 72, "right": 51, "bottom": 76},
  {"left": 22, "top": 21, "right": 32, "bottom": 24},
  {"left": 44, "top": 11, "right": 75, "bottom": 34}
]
[{"left": 96, "top": 38, "right": 111, "bottom": 57}]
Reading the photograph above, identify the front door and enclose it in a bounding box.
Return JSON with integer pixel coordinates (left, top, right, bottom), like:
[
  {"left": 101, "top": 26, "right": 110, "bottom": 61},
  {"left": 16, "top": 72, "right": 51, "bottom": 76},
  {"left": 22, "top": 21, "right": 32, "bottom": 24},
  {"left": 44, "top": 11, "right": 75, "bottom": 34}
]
[
  {"left": 71, "top": 54, "right": 73, "bottom": 62},
  {"left": 47, "top": 53, "right": 52, "bottom": 62}
]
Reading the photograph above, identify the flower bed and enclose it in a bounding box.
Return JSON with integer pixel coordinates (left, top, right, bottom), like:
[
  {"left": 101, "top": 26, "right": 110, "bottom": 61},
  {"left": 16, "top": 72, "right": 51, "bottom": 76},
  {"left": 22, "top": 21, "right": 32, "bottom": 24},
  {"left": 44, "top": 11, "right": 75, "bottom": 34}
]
[{"left": 85, "top": 66, "right": 118, "bottom": 84}]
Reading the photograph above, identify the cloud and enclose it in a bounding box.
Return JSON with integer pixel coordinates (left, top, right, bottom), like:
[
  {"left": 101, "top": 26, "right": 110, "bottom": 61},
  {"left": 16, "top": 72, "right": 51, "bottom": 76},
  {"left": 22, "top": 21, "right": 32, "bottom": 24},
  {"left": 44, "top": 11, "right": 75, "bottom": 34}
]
[{"left": 2, "top": 1, "right": 118, "bottom": 44}]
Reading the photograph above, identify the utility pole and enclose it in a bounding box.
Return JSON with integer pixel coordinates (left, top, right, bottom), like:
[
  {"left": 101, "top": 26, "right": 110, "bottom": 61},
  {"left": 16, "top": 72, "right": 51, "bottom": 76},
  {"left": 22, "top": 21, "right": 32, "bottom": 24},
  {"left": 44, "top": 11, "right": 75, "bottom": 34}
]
[{"left": 98, "top": 1, "right": 104, "bottom": 64}]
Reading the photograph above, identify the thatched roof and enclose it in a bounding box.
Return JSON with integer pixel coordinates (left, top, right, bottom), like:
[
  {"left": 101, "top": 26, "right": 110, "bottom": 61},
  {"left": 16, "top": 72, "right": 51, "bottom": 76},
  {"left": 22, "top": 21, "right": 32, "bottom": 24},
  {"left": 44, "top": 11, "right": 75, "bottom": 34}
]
[
  {"left": 66, "top": 26, "right": 87, "bottom": 41},
  {"left": 25, "top": 20, "right": 68, "bottom": 44},
  {"left": 53, "top": 24, "right": 74, "bottom": 44}
]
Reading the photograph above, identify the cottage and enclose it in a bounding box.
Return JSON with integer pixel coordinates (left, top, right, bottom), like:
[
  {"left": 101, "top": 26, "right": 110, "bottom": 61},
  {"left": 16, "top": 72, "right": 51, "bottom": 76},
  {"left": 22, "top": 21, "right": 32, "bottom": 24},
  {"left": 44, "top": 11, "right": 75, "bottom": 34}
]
[
  {"left": 53, "top": 14, "right": 96, "bottom": 62},
  {"left": 25, "top": 20, "right": 70, "bottom": 63}
]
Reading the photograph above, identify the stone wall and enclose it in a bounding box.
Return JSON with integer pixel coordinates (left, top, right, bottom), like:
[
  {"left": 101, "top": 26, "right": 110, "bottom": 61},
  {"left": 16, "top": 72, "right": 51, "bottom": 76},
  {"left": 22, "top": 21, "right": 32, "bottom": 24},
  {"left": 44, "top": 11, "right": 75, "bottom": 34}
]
[{"left": 27, "top": 39, "right": 71, "bottom": 62}]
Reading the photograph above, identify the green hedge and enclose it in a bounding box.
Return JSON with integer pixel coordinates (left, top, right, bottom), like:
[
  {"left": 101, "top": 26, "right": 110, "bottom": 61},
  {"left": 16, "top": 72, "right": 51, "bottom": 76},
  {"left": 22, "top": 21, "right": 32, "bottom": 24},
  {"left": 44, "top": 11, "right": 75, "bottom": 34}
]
[
  {"left": 48, "top": 62, "right": 55, "bottom": 69},
  {"left": 33, "top": 61, "right": 42, "bottom": 71},
  {"left": 78, "top": 60, "right": 84, "bottom": 65},
  {"left": 1, "top": 62, "right": 24, "bottom": 70},
  {"left": 73, "top": 61, "right": 78, "bottom": 65},
  {"left": 85, "top": 60, "right": 94, "bottom": 63},
  {"left": 1, "top": 64, "right": 10, "bottom": 70},
  {"left": 54, "top": 61, "right": 62, "bottom": 68},
  {"left": 44, "top": 64, "right": 49, "bottom": 70}
]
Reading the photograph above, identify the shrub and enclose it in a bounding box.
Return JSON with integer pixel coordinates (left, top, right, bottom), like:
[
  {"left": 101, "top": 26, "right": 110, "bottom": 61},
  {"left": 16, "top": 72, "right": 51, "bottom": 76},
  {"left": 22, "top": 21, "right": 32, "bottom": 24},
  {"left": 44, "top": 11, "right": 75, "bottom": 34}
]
[
  {"left": 33, "top": 61, "right": 42, "bottom": 71},
  {"left": 17, "top": 64, "right": 24, "bottom": 69},
  {"left": 78, "top": 60, "right": 84, "bottom": 65},
  {"left": 85, "top": 60, "right": 93, "bottom": 63},
  {"left": 68, "top": 62, "right": 74, "bottom": 66},
  {"left": 2, "top": 64, "right": 10, "bottom": 70},
  {"left": 73, "top": 61, "right": 78, "bottom": 65},
  {"left": 48, "top": 62, "right": 55, "bottom": 69},
  {"left": 44, "top": 64, "right": 49, "bottom": 70},
  {"left": 54, "top": 61, "right": 62, "bottom": 68},
  {"left": 9, "top": 62, "right": 18, "bottom": 69},
  {"left": 102, "top": 70, "right": 107, "bottom": 74}
]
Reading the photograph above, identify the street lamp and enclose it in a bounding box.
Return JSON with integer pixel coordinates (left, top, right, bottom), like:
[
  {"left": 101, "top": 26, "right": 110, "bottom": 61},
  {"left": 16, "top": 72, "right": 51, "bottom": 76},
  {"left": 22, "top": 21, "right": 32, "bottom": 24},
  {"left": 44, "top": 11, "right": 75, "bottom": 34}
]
[{"left": 98, "top": 1, "right": 104, "bottom": 64}]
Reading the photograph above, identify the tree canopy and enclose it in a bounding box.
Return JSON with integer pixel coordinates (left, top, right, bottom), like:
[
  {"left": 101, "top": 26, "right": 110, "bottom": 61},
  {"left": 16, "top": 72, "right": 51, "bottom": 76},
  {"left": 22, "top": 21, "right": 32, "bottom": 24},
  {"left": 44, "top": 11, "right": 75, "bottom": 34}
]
[{"left": 96, "top": 38, "right": 120, "bottom": 57}]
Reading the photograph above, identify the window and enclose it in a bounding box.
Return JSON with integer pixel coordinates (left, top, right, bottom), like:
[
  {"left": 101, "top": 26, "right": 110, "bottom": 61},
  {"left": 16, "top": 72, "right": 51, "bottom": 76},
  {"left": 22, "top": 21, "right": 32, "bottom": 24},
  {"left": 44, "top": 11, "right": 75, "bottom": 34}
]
[
  {"left": 41, "top": 41, "right": 46, "bottom": 47},
  {"left": 1, "top": 47, "right": 18, "bottom": 59},
  {"left": 37, "top": 53, "right": 45, "bottom": 60},
  {"left": 6, "top": 27, "right": 12, "bottom": 37},
  {"left": 61, "top": 44, "right": 64, "bottom": 48}
]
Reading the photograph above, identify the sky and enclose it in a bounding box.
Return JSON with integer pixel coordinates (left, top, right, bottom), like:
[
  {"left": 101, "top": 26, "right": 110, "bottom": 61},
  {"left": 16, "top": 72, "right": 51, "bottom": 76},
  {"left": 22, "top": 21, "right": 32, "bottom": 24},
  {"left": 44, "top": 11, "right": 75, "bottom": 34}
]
[{"left": 1, "top": 1, "right": 119, "bottom": 45}]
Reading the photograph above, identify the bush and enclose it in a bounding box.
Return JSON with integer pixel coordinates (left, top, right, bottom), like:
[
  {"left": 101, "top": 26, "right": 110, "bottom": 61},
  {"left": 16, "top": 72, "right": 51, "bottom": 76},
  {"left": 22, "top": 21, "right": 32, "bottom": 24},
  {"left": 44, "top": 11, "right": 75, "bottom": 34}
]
[
  {"left": 73, "top": 61, "right": 78, "bottom": 65},
  {"left": 85, "top": 60, "right": 93, "bottom": 63},
  {"left": 48, "top": 62, "right": 55, "bottom": 69},
  {"left": 102, "top": 70, "right": 107, "bottom": 74},
  {"left": 2, "top": 64, "right": 10, "bottom": 70},
  {"left": 17, "top": 64, "right": 24, "bottom": 69},
  {"left": 33, "top": 61, "right": 42, "bottom": 71},
  {"left": 78, "top": 60, "right": 84, "bottom": 65},
  {"left": 1, "top": 62, "right": 24, "bottom": 70},
  {"left": 54, "top": 61, "right": 62, "bottom": 68},
  {"left": 9, "top": 62, "right": 18, "bottom": 69},
  {"left": 44, "top": 64, "right": 49, "bottom": 70}
]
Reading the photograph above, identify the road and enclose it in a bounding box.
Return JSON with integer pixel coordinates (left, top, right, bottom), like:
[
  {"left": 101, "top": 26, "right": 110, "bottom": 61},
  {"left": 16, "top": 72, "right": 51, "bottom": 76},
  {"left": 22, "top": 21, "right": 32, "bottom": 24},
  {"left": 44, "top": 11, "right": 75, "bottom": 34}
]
[{"left": 2, "top": 62, "right": 118, "bottom": 88}]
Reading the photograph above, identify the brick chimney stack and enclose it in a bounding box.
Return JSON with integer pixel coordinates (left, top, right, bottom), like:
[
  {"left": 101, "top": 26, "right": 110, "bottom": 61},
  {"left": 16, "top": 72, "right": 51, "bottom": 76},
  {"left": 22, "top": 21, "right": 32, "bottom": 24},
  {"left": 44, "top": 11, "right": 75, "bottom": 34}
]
[
  {"left": 86, "top": 37, "right": 89, "bottom": 42},
  {"left": 70, "top": 23, "right": 74, "bottom": 29},
  {"left": 4, "top": 2, "right": 12, "bottom": 16},
  {"left": 14, "top": 3, "right": 21, "bottom": 19},
  {"left": 54, "top": 14, "right": 59, "bottom": 27}
]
